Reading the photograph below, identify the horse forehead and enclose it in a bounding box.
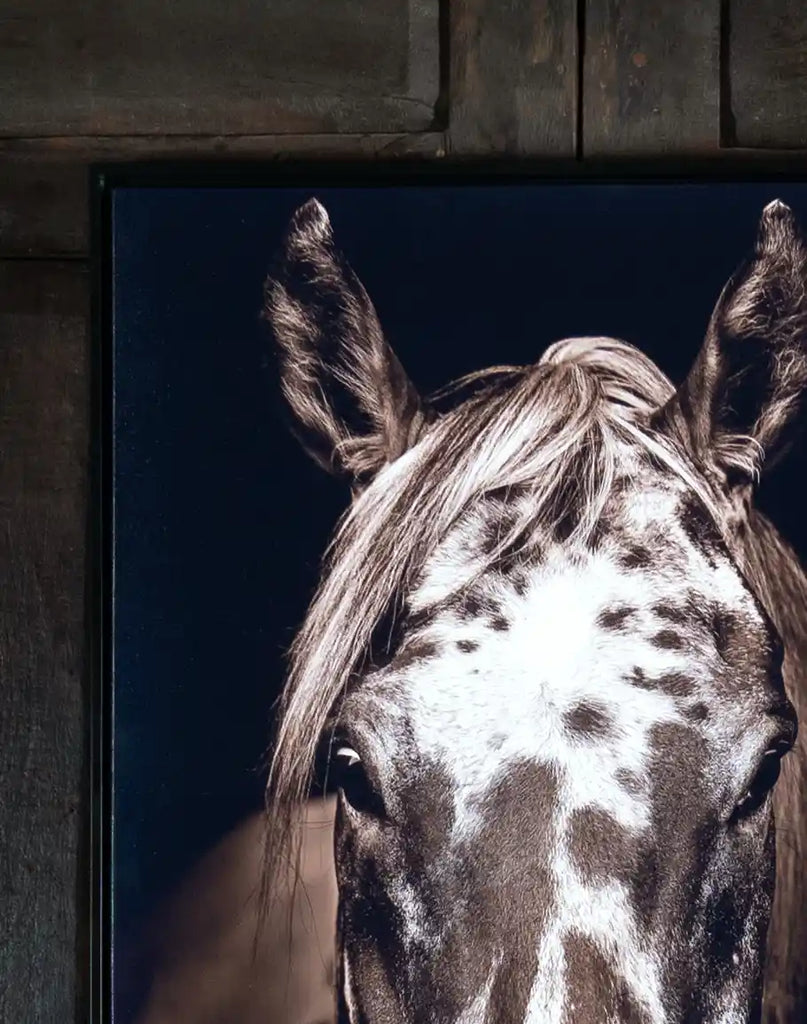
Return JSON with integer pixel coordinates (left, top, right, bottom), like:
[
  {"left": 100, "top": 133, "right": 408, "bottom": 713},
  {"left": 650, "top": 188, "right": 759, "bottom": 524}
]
[
  {"left": 404, "top": 478, "right": 763, "bottom": 655},
  {"left": 366, "top": 487, "right": 771, "bottom": 816}
]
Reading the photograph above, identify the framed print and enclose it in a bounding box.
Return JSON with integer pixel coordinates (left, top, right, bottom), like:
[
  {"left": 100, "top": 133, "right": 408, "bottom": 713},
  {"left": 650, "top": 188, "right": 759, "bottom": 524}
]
[{"left": 94, "top": 167, "right": 807, "bottom": 1024}]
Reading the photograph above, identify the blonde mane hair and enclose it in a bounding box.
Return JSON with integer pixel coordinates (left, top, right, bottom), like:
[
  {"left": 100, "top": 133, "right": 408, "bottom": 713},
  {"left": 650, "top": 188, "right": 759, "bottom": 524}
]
[{"left": 261, "top": 335, "right": 722, "bottom": 902}]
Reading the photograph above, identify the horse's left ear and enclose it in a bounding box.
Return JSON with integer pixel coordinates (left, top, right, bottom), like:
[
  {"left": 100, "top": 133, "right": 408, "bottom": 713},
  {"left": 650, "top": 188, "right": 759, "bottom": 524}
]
[
  {"left": 263, "top": 198, "right": 426, "bottom": 487},
  {"left": 661, "top": 200, "right": 807, "bottom": 491}
]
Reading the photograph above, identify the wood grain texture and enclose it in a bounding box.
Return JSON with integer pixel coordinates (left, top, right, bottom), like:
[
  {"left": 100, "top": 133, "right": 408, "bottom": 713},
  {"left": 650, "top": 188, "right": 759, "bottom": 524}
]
[
  {"left": 0, "top": 0, "right": 439, "bottom": 136},
  {"left": 0, "top": 133, "right": 446, "bottom": 259},
  {"left": 447, "top": 0, "right": 577, "bottom": 156},
  {"left": 727, "top": 0, "right": 807, "bottom": 149},
  {"left": 2, "top": 6, "right": 807, "bottom": 1022},
  {"left": 0, "top": 261, "right": 89, "bottom": 1023},
  {"left": 583, "top": 1, "right": 720, "bottom": 155}
]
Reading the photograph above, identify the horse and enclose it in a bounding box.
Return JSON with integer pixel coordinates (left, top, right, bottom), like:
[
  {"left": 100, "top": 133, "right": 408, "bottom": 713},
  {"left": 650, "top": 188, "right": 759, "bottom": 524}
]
[{"left": 262, "top": 194, "right": 807, "bottom": 1024}]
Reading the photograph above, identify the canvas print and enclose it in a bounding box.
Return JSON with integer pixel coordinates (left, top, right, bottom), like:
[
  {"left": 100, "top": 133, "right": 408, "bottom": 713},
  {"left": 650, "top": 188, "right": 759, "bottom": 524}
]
[{"left": 103, "top": 177, "right": 807, "bottom": 1024}]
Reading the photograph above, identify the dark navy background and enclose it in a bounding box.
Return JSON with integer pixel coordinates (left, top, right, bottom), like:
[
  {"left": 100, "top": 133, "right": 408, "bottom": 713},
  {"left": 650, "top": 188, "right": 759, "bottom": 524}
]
[{"left": 111, "top": 181, "right": 807, "bottom": 1015}]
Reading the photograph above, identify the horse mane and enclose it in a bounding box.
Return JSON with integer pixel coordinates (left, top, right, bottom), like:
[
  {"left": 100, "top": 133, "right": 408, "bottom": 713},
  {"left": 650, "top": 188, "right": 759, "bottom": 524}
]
[
  {"left": 739, "top": 512, "right": 807, "bottom": 1022},
  {"left": 261, "top": 335, "right": 727, "bottom": 906}
]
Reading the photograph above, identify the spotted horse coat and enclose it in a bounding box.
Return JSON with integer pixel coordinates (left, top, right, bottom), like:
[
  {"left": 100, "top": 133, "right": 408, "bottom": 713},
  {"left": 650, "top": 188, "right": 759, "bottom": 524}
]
[{"left": 263, "top": 197, "right": 807, "bottom": 1024}]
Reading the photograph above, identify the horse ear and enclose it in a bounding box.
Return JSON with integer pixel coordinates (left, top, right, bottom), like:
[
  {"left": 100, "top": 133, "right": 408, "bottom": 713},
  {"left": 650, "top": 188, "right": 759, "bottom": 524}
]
[
  {"left": 263, "top": 198, "right": 426, "bottom": 485},
  {"left": 661, "top": 200, "right": 807, "bottom": 489}
]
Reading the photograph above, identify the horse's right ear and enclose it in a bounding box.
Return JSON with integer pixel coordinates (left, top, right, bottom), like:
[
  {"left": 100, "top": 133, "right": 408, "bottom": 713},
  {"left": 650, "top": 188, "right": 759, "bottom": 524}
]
[
  {"left": 658, "top": 200, "right": 807, "bottom": 490},
  {"left": 263, "top": 199, "right": 426, "bottom": 487}
]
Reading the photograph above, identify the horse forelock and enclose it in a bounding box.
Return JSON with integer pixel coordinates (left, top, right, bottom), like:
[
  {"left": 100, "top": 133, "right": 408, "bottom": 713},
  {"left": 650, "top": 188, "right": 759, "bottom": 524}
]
[{"left": 262, "top": 336, "right": 730, "bottom": 897}]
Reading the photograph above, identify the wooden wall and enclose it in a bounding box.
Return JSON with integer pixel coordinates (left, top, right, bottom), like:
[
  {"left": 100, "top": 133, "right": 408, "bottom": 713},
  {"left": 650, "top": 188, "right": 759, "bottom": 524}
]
[{"left": 1, "top": 2, "right": 806, "bottom": 1020}]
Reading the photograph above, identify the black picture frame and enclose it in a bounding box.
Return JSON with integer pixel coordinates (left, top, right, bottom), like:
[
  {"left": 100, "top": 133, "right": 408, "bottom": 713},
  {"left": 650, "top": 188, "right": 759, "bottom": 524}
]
[{"left": 91, "top": 160, "right": 807, "bottom": 1024}]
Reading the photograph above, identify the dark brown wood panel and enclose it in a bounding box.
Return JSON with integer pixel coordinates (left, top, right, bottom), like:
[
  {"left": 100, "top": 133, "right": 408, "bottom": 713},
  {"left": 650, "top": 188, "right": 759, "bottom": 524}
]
[
  {"left": 727, "top": 0, "right": 807, "bottom": 149},
  {"left": 0, "top": 261, "right": 89, "bottom": 1023},
  {"left": 582, "top": 1, "right": 720, "bottom": 155},
  {"left": 0, "top": 132, "right": 446, "bottom": 259},
  {"left": 3, "top": 6, "right": 807, "bottom": 1022},
  {"left": 448, "top": 0, "right": 578, "bottom": 155},
  {"left": 0, "top": 0, "right": 440, "bottom": 136}
]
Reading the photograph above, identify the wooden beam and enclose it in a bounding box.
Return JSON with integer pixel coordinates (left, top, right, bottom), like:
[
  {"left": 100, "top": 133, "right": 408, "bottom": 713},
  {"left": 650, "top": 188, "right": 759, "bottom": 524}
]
[
  {"left": 0, "top": 0, "right": 440, "bottom": 136},
  {"left": 582, "top": 1, "right": 721, "bottom": 156},
  {"left": 447, "top": 0, "right": 578, "bottom": 156},
  {"left": 726, "top": 0, "right": 807, "bottom": 149},
  {"left": 0, "top": 260, "right": 89, "bottom": 1022},
  {"left": 0, "top": 133, "right": 446, "bottom": 259}
]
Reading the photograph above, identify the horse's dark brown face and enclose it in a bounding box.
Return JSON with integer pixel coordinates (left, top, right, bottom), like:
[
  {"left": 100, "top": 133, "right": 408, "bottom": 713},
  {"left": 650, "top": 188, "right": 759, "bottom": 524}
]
[{"left": 265, "top": 198, "right": 807, "bottom": 1024}]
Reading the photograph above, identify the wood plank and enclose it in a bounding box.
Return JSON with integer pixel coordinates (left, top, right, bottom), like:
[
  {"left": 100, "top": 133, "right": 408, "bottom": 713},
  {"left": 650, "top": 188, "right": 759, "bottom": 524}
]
[
  {"left": 7, "top": 132, "right": 807, "bottom": 262},
  {"left": 727, "top": 0, "right": 807, "bottom": 149},
  {"left": 0, "top": 260, "right": 89, "bottom": 1022},
  {"left": 447, "top": 0, "right": 578, "bottom": 156},
  {"left": 0, "top": 133, "right": 446, "bottom": 259},
  {"left": 0, "top": 0, "right": 440, "bottom": 136},
  {"left": 582, "top": 1, "right": 720, "bottom": 155}
]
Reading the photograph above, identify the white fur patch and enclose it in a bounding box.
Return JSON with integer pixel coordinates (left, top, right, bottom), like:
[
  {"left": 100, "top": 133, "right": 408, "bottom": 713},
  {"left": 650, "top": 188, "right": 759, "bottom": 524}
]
[
  {"left": 396, "top": 542, "right": 692, "bottom": 840},
  {"left": 342, "top": 952, "right": 360, "bottom": 1024},
  {"left": 349, "top": 477, "right": 768, "bottom": 1023},
  {"left": 524, "top": 845, "right": 667, "bottom": 1024}
]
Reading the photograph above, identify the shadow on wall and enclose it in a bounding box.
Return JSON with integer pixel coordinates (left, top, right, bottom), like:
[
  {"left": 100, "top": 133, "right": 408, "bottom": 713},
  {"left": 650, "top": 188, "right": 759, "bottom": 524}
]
[{"left": 124, "top": 798, "right": 338, "bottom": 1024}]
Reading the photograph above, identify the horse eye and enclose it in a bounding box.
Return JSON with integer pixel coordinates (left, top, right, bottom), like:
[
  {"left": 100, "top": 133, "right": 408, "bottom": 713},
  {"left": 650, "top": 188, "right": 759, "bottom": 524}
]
[
  {"left": 331, "top": 743, "right": 385, "bottom": 817},
  {"left": 730, "top": 747, "right": 787, "bottom": 824}
]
